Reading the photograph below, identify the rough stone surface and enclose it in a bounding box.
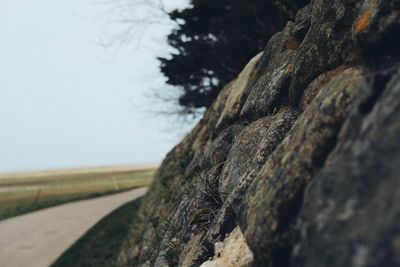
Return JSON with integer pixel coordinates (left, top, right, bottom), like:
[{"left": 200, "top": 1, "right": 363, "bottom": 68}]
[
  {"left": 293, "top": 66, "right": 400, "bottom": 267},
  {"left": 199, "top": 227, "right": 253, "bottom": 267},
  {"left": 240, "top": 67, "right": 365, "bottom": 266},
  {"left": 117, "top": 1, "right": 400, "bottom": 266}
]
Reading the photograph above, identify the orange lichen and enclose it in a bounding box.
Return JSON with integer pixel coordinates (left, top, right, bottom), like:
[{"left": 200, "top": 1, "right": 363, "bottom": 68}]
[
  {"left": 355, "top": 8, "right": 374, "bottom": 33},
  {"left": 281, "top": 38, "right": 301, "bottom": 53},
  {"left": 287, "top": 38, "right": 301, "bottom": 50},
  {"left": 285, "top": 64, "right": 295, "bottom": 74}
]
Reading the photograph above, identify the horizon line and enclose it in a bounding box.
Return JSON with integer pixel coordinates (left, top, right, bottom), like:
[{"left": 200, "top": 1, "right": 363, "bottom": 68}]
[{"left": 0, "top": 163, "right": 160, "bottom": 179}]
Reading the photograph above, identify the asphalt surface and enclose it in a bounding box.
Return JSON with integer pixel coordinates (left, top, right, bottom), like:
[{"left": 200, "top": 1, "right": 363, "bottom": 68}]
[{"left": 0, "top": 187, "right": 147, "bottom": 267}]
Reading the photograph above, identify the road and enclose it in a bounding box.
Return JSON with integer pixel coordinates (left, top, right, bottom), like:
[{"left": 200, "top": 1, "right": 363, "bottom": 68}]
[{"left": 0, "top": 187, "right": 147, "bottom": 267}]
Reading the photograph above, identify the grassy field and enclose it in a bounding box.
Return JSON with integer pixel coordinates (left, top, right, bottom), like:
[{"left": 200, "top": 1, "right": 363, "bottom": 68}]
[
  {"left": 0, "top": 166, "right": 155, "bottom": 221},
  {"left": 52, "top": 197, "right": 143, "bottom": 267}
]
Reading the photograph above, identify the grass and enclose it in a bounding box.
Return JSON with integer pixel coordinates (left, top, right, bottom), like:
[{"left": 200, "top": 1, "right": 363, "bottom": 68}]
[
  {"left": 0, "top": 167, "right": 155, "bottom": 221},
  {"left": 52, "top": 197, "right": 143, "bottom": 267}
]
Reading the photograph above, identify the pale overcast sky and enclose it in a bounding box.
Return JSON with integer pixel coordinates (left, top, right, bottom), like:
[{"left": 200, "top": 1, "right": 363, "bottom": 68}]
[{"left": 0, "top": 0, "right": 195, "bottom": 173}]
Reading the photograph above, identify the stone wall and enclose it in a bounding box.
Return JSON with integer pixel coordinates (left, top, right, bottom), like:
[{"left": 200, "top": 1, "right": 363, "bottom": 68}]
[{"left": 118, "top": 1, "right": 400, "bottom": 266}]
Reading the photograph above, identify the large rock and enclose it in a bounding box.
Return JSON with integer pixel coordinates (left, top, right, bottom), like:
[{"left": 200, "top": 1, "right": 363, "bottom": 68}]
[{"left": 294, "top": 66, "right": 400, "bottom": 267}]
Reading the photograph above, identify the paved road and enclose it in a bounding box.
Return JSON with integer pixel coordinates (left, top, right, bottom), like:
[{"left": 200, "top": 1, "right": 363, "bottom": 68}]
[{"left": 0, "top": 187, "right": 147, "bottom": 267}]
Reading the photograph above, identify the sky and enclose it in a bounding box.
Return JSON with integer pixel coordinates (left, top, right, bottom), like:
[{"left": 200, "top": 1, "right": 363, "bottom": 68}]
[{"left": 0, "top": 0, "right": 195, "bottom": 173}]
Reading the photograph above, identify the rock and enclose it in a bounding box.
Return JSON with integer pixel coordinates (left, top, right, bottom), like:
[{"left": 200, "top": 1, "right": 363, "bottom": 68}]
[
  {"left": 354, "top": 0, "right": 400, "bottom": 62},
  {"left": 293, "top": 66, "right": 400, "bottom": 267},
  {"left": 240, "top": 67, "right": 365, "bottom": 266},
  {"left": 214, "top": 53, "right": 263, "bottom": 133},
  {"left": 240, "top": 25, "right": 298, "bottom": 121},
  {"left": 219, "top": 109, "right": 298, "bottom": 197},
  {"left": 199, "top": 227, "right": 253, "bottom": 267}
]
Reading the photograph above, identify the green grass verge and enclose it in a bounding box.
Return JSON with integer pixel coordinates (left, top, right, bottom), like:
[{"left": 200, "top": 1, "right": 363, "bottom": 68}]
[{"left": 52, "top": 197, "right": 143, "bottom": 267}]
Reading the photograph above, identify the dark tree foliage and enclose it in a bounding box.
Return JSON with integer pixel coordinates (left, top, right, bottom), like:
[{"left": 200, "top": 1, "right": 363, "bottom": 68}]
[{"left": 159, "top": 0, "right": 309, "bottom": 112}]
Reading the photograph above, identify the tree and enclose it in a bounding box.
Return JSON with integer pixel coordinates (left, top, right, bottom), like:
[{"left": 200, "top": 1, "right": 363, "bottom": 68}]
[{"left": 159, "top": 0, "right": 309, "bottom": 112}]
